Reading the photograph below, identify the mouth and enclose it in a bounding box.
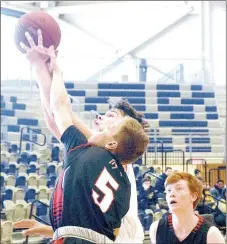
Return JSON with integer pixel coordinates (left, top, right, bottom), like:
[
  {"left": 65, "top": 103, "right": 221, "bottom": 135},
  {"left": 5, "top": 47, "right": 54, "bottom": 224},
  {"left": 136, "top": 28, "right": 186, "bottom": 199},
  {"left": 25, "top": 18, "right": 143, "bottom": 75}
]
[{"left": 170, "top": 200, "right": 177, "bottom": 205}]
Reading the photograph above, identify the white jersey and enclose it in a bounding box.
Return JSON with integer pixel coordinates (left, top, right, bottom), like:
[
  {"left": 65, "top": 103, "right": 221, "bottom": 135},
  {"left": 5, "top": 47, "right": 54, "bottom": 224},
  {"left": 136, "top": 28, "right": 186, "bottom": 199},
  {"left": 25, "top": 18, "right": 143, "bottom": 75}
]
[{"left": 115, "top": 164, "right": 144, "bottom": 243}]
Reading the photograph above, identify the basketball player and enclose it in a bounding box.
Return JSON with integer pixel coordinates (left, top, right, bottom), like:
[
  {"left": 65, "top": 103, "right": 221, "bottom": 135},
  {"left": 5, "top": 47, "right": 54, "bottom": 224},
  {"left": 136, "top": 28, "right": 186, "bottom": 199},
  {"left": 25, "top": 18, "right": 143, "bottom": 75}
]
[
  {"left": 149, "top": 172, "right": 225, "bottom": 244},
  {"left": 16, "top": 31, "right": 149, "bottom": 243}
]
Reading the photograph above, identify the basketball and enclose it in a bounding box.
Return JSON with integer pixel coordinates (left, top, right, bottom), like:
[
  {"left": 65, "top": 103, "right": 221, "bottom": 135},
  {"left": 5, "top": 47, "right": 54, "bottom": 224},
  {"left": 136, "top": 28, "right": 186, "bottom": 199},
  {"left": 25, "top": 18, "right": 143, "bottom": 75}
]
[{"left": 14, "top": 11, "right": 61, "bottom": 53}]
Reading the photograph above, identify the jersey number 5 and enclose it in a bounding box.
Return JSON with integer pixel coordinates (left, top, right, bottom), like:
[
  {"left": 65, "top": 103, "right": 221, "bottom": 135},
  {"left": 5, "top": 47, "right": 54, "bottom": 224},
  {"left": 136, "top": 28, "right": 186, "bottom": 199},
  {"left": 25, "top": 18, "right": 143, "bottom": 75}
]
[{"left": 92, "top": 167, "right": 119, "bottom": 213}]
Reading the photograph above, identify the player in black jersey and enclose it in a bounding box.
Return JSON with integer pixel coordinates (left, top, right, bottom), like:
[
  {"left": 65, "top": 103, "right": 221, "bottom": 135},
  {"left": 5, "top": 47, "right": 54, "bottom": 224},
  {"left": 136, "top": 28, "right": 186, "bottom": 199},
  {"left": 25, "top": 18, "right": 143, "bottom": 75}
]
[
  {"left": 149, "top": 172, "right": 225, "bottom": 244},
  {"left": 15, "top": 30, "right": 149, "bottom": 244}
]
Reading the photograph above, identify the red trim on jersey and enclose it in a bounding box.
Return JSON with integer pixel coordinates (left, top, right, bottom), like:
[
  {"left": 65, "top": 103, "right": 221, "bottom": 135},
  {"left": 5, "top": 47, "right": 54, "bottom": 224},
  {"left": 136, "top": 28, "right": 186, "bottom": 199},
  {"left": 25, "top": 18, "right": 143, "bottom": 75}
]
[{"left": 67, "top": 143, "right": 91, "bottom": 156}]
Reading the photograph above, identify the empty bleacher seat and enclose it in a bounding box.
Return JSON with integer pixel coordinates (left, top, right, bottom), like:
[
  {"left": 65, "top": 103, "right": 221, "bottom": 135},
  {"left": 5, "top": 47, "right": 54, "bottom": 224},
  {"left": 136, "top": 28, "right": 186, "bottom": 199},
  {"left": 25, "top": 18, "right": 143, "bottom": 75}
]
[
  {"left": 98, "top": 91, "right": 145, "bottom": 97},
  {"left": 25, "top": 188, "right": 36, "bottom": 203},
  {"left": 158, "top": 105, "right": 193, "bottom": 112},
  {"left": 17, "top": 118, "right": 38, "bottom": 126},
  {"left": 181, "top": 99, "right": 204, "bottom": 105},
  {"left": 160, "top": 121, "right": 208, "bottom": 127},
  {"left": 170, "top": 113, "right": 194, "bottom": 119},
  {"left": 192, "top": 92, "right": 215, "bottom": 98},
  {"left": 157, "top": 91, "right": 180, "bottom": 97},
  {"left": 98, "top": 83, "right": 145, "bottom": 90},
  {"left": 157, "top": 84, "right": 179, "bottom": 90}
]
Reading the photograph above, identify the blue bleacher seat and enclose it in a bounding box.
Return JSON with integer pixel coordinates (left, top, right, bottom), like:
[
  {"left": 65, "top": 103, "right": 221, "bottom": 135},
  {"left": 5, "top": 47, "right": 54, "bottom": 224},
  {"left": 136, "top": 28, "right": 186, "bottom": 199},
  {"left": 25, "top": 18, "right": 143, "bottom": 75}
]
[
  {"left": 51, "top": 147, "right": 60, "bottom": 162},
  {"left": 3, "top": 189, "right": 13, "bottom": 201},
  {"left": 47, "top": 175, "right": 57, "bottom": 188},
  {"left": 1, "top": 102, "right": 5, "bottom": 108},
  {"left": 185, "top": 138, "right": 210, "bottom": 143},
  {"left": 157, "top": 98, "right": 169, "bottom": 104},
  {"left": 12, "top": 103, "right": 26, "bottom": 110},
  {"left": 159, "top": 121, "right": 208, "bottom": 127},
  {"left": 191, "top": 85, "right": 202, "bottom": 91},
  {"left": 170, "top": 114, "right": 194, "bottom": 119},
  {"left": 1, "top": 109, "right": 15, "bottom": 116},
  {"left": 1, "top": 164, "right": 6, "bottom": 174},
  {"left": 206, "top": 114, "right": 218, "bottom": 120},
  {"left": 98, "top": 91, "right": 145, "bottom": 97},
  {"left": 20, "top": 152, "right": 29, "bottom": 164},
  {"left": 67, "top": 90, "right": 85, "bottom": 96},
  {"left": 17, "top": 118, "right": 38, "bottom": 126},
  {"left": 47, "top": 165, "right": 56, "bottom": 176},
  {"left": 205, "top": 106, "right": 217, "bottom": 112},
  {"left": 11, "top": 144, "right": 18, "bottom": 153},
  {"left": 1, "top": 95, "right": 4, "bottom": 101},
  {"left": 192, "top": 92, "right": 215, "bottom": 98},
  {"left": 85, "top": 105, "right": 97, "bottom": 111},
  {"left": 133, "top": 105, "right": 146, "bottom": 111},
  {"left": 29, "top": 154, "right": 37, "bottom": 162},
  {"left": 186, "top": 147, "right": 211, "bottom": 152},
  {"left": 7, "top": 125, "right": 20, "bottom": 132},
  {"left": 156, "top": 84, "right": 179, "bottom": 90},
  {"left": 16, "top": 176, "right": 26, "bottom": 187},
  {"left": 8, "top": 164, "right": 17, "bottom": 175},
  {"left": 1, "top": 176, "right": 5, "bottom": 188},
  {"left": 10, "top": 96, "right": 17, "bottom": 103},
  {"left": 98, "top": 83, "right": 145, "bottom": 90},
  {"left": 85, "top": 97, "right": 108, "bottom": 104},
  {"left": 157, "top": 92, "right": 180, "bottom": 98},
  {"left": 65, "top": 82, "right": 74, "bottom": 89},
  {"left": 172, "top": 129, "right": 209, "bottom": 133},
  {"left": 181, "top": 99, "right": 204, "bottom": 105},
  {"left": 27, "top": 164, "right": 37, "bottom": 174},
  {"left": 144, "top": 113, "right": 158, "bottom": 119},
  {"left": 158, "top": 106, "right": 193, "bottom": 112},
  {"left": 25, "top": 188, "right": 36, "bottom": 203},
  {"left": 147, "top": 146, "right": 173, "bottom": 152},
  {"left": 150, "top": 138, "right": 173, "bottom": 144}
]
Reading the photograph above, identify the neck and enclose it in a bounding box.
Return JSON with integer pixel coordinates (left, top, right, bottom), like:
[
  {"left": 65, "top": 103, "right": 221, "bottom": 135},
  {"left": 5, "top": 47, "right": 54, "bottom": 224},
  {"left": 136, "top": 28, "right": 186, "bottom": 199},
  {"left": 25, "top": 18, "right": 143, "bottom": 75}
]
[{"left": 172, "top": 208, "right": 198, "bottom": 232}]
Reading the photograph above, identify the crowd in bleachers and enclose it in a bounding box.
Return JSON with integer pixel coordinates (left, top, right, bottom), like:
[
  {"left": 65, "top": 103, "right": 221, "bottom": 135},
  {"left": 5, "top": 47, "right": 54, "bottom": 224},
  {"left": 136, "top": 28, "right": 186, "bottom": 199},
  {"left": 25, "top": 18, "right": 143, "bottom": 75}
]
[{"left": 1, "top": 144, "right": 226, "bottom": 242}]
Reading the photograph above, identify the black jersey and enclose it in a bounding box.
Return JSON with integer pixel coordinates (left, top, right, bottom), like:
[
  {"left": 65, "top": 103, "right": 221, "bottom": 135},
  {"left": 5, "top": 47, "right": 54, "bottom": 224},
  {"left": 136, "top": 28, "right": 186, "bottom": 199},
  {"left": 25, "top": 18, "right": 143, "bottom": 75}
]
[
  {"left": 49, "top": 125, "right": 131, "bottom": 242},
  {"left": 156, "top": 213, "right": 212, "bottom": 244}
]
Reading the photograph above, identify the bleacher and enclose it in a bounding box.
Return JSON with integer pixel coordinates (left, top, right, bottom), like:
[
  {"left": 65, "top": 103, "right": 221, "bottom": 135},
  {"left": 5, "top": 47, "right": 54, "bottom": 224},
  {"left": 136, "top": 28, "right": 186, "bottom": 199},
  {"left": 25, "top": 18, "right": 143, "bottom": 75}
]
[{"left": 1, "top": 80, "right": 225, "bottom": 163}]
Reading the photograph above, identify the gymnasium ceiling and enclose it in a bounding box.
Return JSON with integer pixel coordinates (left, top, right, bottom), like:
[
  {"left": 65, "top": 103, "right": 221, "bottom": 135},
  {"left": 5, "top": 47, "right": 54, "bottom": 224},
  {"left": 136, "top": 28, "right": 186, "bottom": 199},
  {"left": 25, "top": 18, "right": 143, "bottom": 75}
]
[{"left": 1, "top": 1, "right": 208, "bottom": 80}]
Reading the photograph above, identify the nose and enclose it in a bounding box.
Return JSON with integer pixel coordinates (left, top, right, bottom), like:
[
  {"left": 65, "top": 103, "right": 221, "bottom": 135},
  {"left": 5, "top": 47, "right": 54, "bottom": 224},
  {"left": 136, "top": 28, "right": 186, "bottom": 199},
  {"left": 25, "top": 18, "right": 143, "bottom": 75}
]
[{"left": 97, "top": 114, "right": 103, "bottom": 120}]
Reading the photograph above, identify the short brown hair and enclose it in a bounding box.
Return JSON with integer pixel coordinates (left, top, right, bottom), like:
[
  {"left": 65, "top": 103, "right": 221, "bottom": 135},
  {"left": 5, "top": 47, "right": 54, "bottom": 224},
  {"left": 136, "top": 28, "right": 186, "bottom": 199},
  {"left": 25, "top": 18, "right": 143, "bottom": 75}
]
[
  {"left": 165, "top": 172, "right": 203, "bottom": 209},
  {"left": 112, "top": 99, "right": 151, "bottom": 133},
  {"left": 113, "top": 117, "right": 149, "bottom": 163}
]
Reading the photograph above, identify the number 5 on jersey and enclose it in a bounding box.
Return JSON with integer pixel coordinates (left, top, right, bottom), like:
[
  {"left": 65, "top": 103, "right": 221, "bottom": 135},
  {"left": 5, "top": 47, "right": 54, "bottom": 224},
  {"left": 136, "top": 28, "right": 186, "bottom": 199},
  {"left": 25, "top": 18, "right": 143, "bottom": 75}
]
[{"left": 92, "top": 167, "right": 119, "bottom": 213}]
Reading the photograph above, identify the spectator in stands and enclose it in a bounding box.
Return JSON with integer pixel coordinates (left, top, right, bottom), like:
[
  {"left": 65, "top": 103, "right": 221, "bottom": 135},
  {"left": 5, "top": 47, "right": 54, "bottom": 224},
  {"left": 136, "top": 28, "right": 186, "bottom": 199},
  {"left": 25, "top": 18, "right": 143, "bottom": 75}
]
[
  {"left": 138, "top": 177, "right": 156, "bottom": 233},
  {"left": 138, "top": 177, "right": 157, "bottom": 212},
  {"left": 142, "top": 166, "right": 155, "bottom": 179},
  {"left": 210, "top": 180, "right": 225, "bottom": 199},
  {"left": 155, "top": 167, "right": 172, "bottom": 199},
  {"left": 194, "top": 169, "right": 204, "bottom": 183},
  {"left": 149, "top": 172, "right": 225, "bottom": 244}
]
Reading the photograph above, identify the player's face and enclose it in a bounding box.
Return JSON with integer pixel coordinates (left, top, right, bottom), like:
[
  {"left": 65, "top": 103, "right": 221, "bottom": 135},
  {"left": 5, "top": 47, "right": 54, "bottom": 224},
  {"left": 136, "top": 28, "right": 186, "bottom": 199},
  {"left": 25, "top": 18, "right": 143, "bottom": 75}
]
[
  {"left": 88, "top": 120, "right": 122, "bottom": 149},
  {"left": 166, "top": 179, "right": 197, "bottom": 213},
  {"left": 92, "top": 109, "right": 124, "bottom": 132}
]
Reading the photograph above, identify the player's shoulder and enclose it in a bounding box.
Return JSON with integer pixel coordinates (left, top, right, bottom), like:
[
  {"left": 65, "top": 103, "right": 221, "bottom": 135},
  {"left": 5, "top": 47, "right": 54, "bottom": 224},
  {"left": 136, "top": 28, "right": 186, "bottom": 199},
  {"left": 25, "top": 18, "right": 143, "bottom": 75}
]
[{"left": 85, "top": 146, "right": 116, "bottom": 165}]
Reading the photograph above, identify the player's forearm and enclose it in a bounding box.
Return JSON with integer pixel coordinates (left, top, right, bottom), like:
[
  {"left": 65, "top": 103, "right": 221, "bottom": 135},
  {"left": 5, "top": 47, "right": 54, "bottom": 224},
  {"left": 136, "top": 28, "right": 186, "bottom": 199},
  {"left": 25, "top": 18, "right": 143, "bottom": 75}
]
[
  {"left": 40, "top": 98, "right": 61, "bottom": 141},
  {"left": 35, "top": 64, "right": 53, "bottom": 118},
  {"left": 35, "top": 64, "right": 61, "bottom": 140},
  {"left": 50, "top": 67, "right": 93, "bottom": 139}
]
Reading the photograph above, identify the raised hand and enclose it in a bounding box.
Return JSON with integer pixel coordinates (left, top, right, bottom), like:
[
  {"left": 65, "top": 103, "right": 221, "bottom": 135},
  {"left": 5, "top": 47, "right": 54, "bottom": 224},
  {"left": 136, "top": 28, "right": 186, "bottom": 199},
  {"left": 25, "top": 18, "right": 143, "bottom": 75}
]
[{"left": 20, "top": 30, "right": 57, "bottom": 72}]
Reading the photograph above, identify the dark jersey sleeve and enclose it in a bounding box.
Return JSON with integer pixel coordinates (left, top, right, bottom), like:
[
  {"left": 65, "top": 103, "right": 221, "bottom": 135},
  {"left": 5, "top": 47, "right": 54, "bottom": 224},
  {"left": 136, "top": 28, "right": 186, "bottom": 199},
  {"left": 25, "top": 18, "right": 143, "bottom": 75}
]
[{"left": 60, "top": 125, "right": 87, "bottom": 153}]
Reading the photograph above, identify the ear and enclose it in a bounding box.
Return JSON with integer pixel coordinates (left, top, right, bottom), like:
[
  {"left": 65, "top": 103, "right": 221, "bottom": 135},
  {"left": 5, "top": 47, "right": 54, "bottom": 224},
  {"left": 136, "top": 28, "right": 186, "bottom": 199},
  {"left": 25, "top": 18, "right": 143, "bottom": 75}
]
[
  {"left": 191, "top": 192, "right": 198, "bottom": 202},
  {"left": 105, "top": 141, "right": 118, "bottom": 151}
]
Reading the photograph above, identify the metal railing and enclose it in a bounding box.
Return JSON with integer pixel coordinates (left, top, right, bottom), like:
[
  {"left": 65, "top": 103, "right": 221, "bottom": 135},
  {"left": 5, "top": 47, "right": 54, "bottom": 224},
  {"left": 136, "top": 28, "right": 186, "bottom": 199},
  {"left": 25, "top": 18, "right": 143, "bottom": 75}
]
[
  {"left": 164, "top": 149, "right": 185, "bottom": 171},
  {"left": 208, "top": 166, "right": 226, "bottom": 186},
  {"left": 19, "top": 127, "right": 46, "bottom": 154}
]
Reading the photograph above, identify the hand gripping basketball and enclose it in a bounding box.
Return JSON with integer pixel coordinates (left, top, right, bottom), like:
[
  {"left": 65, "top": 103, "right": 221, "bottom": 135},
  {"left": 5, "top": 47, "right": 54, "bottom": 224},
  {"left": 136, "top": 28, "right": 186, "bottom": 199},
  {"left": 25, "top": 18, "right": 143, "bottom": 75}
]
[{"left": 20, "top": 29, "right": 57, "bottom": 72}]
